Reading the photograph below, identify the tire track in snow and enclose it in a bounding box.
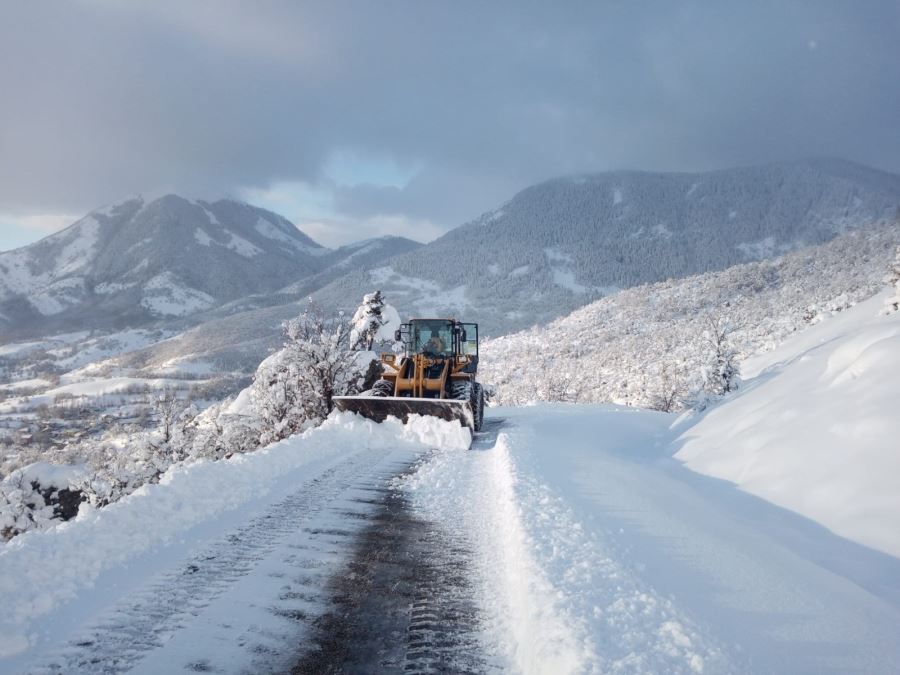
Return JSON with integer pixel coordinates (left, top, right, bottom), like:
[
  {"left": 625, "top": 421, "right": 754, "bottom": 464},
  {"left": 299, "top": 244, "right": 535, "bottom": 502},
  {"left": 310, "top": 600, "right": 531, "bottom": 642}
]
[
  {"left": 28, "top": 447, "right": 395, "bottom": 675},
  {"left": 291, "top": 467, "right": 493, "bottom": 674}
]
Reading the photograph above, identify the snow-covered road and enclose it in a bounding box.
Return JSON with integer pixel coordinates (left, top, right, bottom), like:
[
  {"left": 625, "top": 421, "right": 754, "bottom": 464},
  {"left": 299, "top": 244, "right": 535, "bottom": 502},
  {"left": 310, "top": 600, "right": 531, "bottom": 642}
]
[
  {"left": 402, "top": 405, "right": 900, "bottom": 674},
  {"left": 3, "top": 404, "right": 899, "bottom": 674},
  {"left": 1, "top": 415, "right": 470, "bottom": 674}
]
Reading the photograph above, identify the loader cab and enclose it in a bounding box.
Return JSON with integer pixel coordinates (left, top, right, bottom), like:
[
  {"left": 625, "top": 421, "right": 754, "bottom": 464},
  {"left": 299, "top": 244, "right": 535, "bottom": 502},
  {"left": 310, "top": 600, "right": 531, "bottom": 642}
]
[{"left": 395, "top": 319, "right": 479, "bottom": 359}]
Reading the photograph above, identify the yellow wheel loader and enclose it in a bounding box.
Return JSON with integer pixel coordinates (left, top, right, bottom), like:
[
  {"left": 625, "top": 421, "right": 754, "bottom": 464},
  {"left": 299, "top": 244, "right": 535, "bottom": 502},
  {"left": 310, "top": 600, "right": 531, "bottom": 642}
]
[{"left": 333, "top": 318, "right": 485, "bottom": 432}]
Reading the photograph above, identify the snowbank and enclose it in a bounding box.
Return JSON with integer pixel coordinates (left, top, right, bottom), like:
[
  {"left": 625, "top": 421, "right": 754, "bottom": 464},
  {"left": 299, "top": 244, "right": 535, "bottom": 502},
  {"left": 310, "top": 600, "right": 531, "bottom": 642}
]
[
  {"left": 399, "top": 432, "right": 585, "bottom": 673},
  {"left": 399, "top": 407, "right": 726, "bottom": 673},
  {"left": 0, "top": 412, "right": 459, "bottom": 658},
  {"left": 676, "top": 292, "right": 900, "bottom": 559}
]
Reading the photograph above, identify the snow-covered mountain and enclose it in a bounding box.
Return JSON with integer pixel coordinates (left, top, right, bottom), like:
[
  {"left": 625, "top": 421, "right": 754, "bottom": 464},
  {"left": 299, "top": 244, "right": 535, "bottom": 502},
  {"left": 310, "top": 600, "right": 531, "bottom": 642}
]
[
  {"left": 313, "top": 159, "right": 900, "bottom": 334},
  {"left": 0, "top": 196, "right": 419, "bottom": 339},
  {"left": 197, "top": 235, "right": 422, "bottom": 321}
]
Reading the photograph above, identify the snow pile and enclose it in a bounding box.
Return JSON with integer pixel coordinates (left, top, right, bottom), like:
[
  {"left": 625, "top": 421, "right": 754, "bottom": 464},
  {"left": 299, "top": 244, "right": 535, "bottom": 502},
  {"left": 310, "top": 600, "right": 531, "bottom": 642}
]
[
  {"left": 0, "top": 411, "right": 453, "bottom": 658},
  {"left": 392, "top": 413, "right": 471, "bottom": 450},
  {"left": 399, "top": 435, "right": 586, "bottom": 673},
  {"left": 676, "top": 292, "right": 900, "bottom": 558}
]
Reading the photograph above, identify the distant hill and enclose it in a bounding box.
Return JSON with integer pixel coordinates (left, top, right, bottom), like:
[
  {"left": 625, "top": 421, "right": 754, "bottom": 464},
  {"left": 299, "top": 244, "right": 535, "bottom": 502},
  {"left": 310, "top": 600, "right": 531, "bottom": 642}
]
[
  {"left": 312, "top": 159, "right": 900, "bottom": 334},
  {"left": 0, "top": 195, "right": 420, "bottom": 339}
]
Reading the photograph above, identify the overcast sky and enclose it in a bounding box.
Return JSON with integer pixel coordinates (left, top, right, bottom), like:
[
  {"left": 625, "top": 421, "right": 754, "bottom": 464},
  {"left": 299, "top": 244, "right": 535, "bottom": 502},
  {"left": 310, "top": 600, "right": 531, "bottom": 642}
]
[{"left": 1, "top": 0, "right": 899, "bottom": 251}]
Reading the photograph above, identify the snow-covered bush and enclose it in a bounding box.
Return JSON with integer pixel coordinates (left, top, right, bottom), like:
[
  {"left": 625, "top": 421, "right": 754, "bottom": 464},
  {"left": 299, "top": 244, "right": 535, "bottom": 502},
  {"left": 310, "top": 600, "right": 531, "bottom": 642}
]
[
  {"left": 184, "top": 400, "right": 261, "bottom": 461},
  {"left": 1, "top": 463, "right": 86, "bottom": 541},
  {"left": 252, "top": 301, "right": 368, "bottom": 444},
  {"left": 650, "top": 362, "right": 685, "bottom": 413},
  {"left": 350, "top": 290, "right": 403, "bottom": 351}
]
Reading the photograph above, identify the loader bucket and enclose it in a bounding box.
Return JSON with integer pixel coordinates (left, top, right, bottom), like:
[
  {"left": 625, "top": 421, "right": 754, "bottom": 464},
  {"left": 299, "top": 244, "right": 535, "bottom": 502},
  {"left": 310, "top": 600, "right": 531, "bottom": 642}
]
[{"left": 332, "top": 395, "right": 474, "bottom": 431}]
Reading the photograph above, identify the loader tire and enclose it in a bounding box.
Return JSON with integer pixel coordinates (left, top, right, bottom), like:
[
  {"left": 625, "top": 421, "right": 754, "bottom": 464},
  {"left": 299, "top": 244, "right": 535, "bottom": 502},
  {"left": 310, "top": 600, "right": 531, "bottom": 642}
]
[
  {"left": 370, "top": 379, "right": 394, "bottom": 397},
  {"left": 472, "top": 382, "right": 485, "bottom": 432},
  {"left": 450, "top": 381, "right": 472, "bottom": 401}
]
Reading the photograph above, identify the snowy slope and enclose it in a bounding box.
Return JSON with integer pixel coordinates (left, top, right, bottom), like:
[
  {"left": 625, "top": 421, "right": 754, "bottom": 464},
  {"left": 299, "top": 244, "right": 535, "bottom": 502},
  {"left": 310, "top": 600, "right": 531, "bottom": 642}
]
[
  {"left": 313, "top": 159, "right": 900, "bottom": 334},
  {"left": 675, "top": 291, "right": 900, "bottom": 559},
  {"left": 482, "top": 223, "right": 900, "bottom": 409}
]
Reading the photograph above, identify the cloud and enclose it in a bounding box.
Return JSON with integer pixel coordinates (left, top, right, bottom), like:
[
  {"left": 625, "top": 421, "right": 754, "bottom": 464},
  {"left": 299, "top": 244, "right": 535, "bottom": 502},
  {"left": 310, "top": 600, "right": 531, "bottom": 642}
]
[{"left": 1, "top": 1, "right": 898, "bottom": 246}]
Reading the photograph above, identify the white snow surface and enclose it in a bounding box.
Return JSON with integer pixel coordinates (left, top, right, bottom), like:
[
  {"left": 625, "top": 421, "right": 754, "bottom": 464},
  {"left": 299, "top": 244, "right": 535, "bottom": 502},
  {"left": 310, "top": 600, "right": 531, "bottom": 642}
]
[
  {"left": 223, "top": 231, "right": 262, "bottom": 257},
  {"left": 401, "top": 406, "right": 900, "bottom": 673},
  {"left": 3, "top": 400, "right": 900, "bottom": 672},
  {"left": 676, "top": 291, "right": 900, "bottom": 559},
  {"left": 0, "top": 412, "right": 467, "bottom": 664}
]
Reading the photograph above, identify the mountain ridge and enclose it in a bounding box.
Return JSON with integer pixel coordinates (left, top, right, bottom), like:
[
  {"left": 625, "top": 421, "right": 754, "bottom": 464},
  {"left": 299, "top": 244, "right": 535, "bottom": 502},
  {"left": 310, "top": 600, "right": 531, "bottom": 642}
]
[
  {"left": 0, "top": 195, "right": 419, "bottom": 339},
  {"left": 311, "top": 158, "right": 900, "bottom": 333}
]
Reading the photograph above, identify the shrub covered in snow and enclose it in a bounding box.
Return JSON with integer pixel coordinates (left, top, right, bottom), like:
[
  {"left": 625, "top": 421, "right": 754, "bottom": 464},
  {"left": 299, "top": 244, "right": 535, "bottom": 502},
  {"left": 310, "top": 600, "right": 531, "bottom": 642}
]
[
  {"left": 698, "top": 314, "right": 741, "bottom": 397},
  {"left": 251, "top": 300, "right": 374, "bottom": 444},
  {"left": 0, "top": 463, "right": 86, "bottom": 541}
]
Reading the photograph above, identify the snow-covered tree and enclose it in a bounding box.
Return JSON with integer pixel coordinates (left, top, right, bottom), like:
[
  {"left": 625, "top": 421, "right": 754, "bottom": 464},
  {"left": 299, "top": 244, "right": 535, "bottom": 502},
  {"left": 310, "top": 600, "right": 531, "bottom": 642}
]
[
  {"left": 351, "top": 290, "right": 386, "bottom": 351},
  {"left": 252, "top": 300, "right": 367, "bottom": 444},
  {"left": 153, "top": 388, "right": 183, "bottom": 445},
  {"left": 650, "top": 363, "right": 683, "bottom": 413},
  {"left": 699, "top": 314, "right": 741, "bottom": 397},
  {"left": 883, "top": 246, "right": 900, "bottom": 314}
]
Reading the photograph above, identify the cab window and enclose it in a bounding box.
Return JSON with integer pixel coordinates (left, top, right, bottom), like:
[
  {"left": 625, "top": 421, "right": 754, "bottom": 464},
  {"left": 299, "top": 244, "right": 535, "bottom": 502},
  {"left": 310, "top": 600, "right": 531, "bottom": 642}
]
[{"left": 412, "top": 320, "right": 452, "bottom": 355}]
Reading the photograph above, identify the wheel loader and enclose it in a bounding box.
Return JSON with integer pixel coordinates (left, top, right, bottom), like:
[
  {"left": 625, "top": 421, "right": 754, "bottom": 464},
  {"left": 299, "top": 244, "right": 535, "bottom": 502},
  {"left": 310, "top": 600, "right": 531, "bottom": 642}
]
[{"left": 333, "top": 318, "right": 485, "bottom": 432}]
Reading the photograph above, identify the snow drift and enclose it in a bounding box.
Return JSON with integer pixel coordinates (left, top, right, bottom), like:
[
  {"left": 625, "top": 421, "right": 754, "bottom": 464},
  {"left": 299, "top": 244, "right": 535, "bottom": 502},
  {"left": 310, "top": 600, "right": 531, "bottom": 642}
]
[{"left": 675, "top": 292, "right": 900, "bottom": 559}]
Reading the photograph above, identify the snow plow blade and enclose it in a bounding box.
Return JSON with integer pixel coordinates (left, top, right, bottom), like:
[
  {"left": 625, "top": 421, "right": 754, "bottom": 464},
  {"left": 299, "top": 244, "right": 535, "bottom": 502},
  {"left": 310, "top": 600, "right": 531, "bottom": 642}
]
[{"left": 333, "top": 395, "right": 474, "bottom": 431}]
